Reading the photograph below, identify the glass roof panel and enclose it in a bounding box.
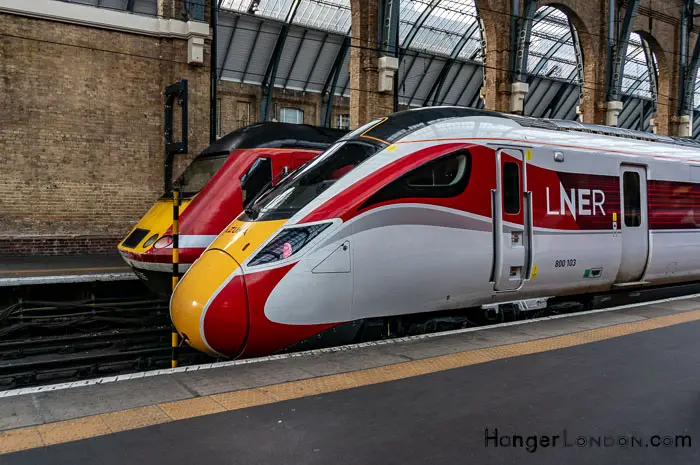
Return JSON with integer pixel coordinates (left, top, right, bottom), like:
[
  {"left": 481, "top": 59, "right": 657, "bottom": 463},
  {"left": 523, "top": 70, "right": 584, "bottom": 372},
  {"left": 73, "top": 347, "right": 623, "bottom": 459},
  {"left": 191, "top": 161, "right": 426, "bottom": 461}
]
[
  {"left": 621, "top": 32, "right": 655, "bottom": 99},
  {"left": 399, "top": 0, "right": 432, "bottom": 45},
  {"left": 221, "top": 0, "right": 351, "bottom": 34},
  {"left": 292, "top": 0, "right": 352, "bottom": 34},
  {"left": 456, "top": 35, "right": 483, "bottom": 62},
  {"left": 222, "top": 0, "right": 485, "bottom": 60},
  {"left": 401, "top": 0, "right": 481, "bottom": 59},
  {"left": 220, "top": 0, "right": 292, "bottom": 21},
  {"left": 527, "top": 6, "right": 578, "bottom": 82}
]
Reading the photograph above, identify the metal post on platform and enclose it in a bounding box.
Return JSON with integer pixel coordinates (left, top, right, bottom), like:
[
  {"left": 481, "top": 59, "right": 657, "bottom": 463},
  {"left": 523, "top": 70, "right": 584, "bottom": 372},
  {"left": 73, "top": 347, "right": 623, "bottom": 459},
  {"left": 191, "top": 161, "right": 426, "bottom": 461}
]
[
  {"left": 210, "top": 0, "right": 218, "bottom": 144},
  {"left": 171, "top": 186, "right": 181, "bottom": 368}
]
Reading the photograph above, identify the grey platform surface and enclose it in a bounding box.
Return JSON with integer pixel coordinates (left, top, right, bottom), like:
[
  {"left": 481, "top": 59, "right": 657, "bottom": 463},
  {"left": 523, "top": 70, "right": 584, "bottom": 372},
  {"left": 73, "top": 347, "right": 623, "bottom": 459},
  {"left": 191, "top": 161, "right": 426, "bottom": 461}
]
[
  {"left": 0, "top": 254, "right": 135, "bottom": 286},
  {"left": 1, "top": 296, "right": 699, "bottom": 432},
  {"left": 4, "top": 302, "right": 700, "bottom": 464}
]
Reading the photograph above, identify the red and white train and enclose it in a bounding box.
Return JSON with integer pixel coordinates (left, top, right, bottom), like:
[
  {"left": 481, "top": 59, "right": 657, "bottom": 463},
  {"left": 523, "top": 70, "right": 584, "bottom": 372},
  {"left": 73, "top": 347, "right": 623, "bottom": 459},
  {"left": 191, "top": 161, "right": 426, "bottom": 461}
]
[
  {"left": 170, "top": 107, "right": 700, "bottom": 359},
  {"left": 118, "top": 123, "right": 345, "bottom": 297}
]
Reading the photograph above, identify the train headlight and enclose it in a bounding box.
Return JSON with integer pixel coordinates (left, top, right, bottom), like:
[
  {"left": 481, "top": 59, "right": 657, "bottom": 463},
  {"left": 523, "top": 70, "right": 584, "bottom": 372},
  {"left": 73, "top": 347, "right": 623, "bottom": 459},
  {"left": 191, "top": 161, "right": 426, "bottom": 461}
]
[
  {"left": 142, "top": 234, "right": 159, "bottom": 249},
  {"left": 248, "top": 223, "right": 332, "bottom": 267},
  {"left": 153, "top": 235, "right": 173, "bottom": 249}
]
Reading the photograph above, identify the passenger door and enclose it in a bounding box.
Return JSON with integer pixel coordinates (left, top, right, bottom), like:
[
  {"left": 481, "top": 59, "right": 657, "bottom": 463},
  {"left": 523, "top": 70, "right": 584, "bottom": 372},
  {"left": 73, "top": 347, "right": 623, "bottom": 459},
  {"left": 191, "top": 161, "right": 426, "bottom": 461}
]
[
  {"left": 491, "top": 148, "right": 534, "bottom": 292},
  {"left": 615, "top": 165, "right": 649, "bottom": 283}
]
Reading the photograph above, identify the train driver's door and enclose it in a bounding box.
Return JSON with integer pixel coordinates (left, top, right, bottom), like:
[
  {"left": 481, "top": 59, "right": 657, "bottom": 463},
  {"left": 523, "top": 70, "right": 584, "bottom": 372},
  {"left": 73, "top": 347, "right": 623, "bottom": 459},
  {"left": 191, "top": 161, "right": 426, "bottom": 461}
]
[
  {"left": 491, "top": 148, "right": 533, "bottom": 292},
  {"left": 615, "top": 165, "right": 649, "bottom": 284}
]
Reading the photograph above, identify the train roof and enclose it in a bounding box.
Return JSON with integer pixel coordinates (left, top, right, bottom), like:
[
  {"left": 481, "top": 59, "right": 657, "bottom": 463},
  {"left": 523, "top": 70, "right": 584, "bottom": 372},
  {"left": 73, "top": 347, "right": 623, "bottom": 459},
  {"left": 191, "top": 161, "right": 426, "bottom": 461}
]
[
  {"left": 200, "top": 123, "right": 348, "bottom": 156},
  {"left": 357, "top": 107, "right": 700, "bottom": 164}
]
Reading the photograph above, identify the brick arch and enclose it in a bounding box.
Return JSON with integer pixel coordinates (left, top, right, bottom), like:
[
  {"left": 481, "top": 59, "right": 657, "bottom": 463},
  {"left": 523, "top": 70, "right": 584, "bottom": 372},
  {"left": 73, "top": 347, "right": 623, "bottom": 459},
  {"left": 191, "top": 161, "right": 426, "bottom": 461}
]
[
  {"left": 632, "top": 30, "right": 671, "bottom": 134},
  {"left": 475, "top": 0, "right": 513, "bottom": 111},
  {"left": 538, "top": 2, "right": 601, "bottom": 123},
  {"left": 476, "top": 0, "right": 605, "bottom": 120}
]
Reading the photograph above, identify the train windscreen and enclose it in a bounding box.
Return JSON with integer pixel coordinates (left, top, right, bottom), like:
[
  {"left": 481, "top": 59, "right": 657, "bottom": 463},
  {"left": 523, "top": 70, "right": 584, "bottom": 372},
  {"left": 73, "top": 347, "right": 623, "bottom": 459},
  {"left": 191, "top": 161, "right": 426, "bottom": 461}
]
[
  {"left": 243, "top": 140, "right": 380, "bottom": 221},
  {"left": 174, "top": 153, "right": 229, "bottom": 197}
]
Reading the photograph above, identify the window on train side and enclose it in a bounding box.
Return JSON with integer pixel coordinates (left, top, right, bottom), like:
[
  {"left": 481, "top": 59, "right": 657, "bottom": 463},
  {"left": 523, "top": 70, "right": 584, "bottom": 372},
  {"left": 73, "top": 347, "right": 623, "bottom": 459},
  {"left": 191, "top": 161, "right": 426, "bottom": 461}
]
[
  {"left": 623, "top": 171, "right": 641, "bottom": 227},
  {"left": 502, "top": 162, "right": 520, "bottom": 215},
  {"left": 360, "top": 150, "right": 472, "bottom": 209},
  {"left": 406, "top": 154, "right": 468, "bottom": 188},
  {"left": 240, "top": 158, "right": 272, "bottom": 208}
]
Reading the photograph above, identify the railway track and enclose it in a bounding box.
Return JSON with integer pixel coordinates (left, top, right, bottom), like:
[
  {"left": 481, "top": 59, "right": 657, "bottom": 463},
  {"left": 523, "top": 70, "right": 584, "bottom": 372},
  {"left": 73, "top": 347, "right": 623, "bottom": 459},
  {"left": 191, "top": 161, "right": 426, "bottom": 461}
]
[
  {"left": 1, "top": 281, "right": 699, "bottom": 390},
  {"left": 0, "top": 281, "right": 215, "bottom": 389}
]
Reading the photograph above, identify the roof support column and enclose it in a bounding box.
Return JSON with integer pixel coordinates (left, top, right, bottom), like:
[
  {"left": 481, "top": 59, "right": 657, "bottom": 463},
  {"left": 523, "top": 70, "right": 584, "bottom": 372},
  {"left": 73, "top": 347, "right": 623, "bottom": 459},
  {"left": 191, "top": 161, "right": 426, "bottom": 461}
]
[
  {"left": 209, "top": 0, "right": 217, "bottom": 142},
  {"left": 605, "top": 0, "right": 640, "bottom": 126},
  {"left": 321, "top": 37, "right": 351, "bottom": 127},
  {"left": 640, "top": 38, "right": 658, "bottom": 134},
  {"left": 349, "top": 0, "right": 396, "bottom": 129},
  {"left": 676, "top": 0, "right": 696, "bottom": 137},
  {"left": 260, "top": 26, "right": 289, "bottom": 122},
  {"left": 509, "top": 0, "right": 538, "bottom": 114},
  {"left": 479, "top": 0, "right": 515, "bottom": 112},
  {"left": 379, "top": 0, "right": 400, "bottom": 112}
]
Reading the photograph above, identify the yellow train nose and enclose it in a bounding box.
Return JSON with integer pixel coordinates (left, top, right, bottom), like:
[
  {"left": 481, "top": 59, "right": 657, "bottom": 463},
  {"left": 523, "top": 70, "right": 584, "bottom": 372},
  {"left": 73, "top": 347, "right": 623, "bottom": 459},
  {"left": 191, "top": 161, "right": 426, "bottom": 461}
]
[{"left": 170, "top": 249, "right": 248, "bottom": 357}]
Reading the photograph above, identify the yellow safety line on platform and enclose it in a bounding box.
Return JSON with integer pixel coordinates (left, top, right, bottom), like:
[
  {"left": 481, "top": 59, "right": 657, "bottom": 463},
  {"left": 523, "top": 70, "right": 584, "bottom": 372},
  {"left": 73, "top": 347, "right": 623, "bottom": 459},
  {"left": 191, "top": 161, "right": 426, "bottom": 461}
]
[
  {"left": 2, "top": 308, "right": 700, "bottom": 454},
  {"left": 0, "top": 266, "right": 129, "bottom": 275}
]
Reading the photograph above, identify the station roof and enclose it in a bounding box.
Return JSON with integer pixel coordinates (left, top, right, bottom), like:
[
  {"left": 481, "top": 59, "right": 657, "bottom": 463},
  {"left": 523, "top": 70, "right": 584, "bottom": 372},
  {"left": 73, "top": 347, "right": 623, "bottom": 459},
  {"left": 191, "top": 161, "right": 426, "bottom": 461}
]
[{"left": 59, "top": 0, "right": 700, "bottom": 138}]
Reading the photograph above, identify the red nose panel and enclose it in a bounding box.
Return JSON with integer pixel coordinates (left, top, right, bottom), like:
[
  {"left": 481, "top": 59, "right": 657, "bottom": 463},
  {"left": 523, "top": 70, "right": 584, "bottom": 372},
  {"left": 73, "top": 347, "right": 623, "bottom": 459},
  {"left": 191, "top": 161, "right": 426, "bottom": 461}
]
[{"left": 202, "top": 275, "right": 249, "bottom": 357}]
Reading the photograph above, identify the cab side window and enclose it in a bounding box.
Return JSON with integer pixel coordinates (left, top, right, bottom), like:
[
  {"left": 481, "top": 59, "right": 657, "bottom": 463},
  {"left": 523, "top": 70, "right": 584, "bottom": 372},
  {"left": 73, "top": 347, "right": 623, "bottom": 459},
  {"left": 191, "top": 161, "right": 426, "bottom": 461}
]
[
  {"left": 360, "top": 150, "right": 471, "bottom": 209},
  {"left": 241, "top": 158, "right": 272, "bottom": 207},
  {"left": 502, "top": 162, "right": 520, "bottom": 214},
  {"left": 623, "top": 171, "right": 641, "bottom": 227}
]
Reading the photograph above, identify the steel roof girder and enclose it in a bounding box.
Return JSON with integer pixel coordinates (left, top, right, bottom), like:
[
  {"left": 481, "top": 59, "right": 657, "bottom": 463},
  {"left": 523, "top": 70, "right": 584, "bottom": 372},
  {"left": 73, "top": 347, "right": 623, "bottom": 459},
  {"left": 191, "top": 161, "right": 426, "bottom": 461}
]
[
  {"left": 261, "top": 25, "right": 290, "bottom": 121},
  {"left": 607, "top": 0, "right": 641, "bottom": 101},
  {"left": 283, "top": 29, "right": 308, "bottom": 89},
  {"left": 240, "top": 21, "right": 264, "bottom": 84},
  {"left": 401, "top": 0, "right": 442, "bottom": 52},
  {"left": 640, "top": 37, "right": 658, "bottom": 111},
  {"left": 437, "top": 61, "right": 465, "bottom": 105},
  {"left": 511, "top": 0, "right": 540, "bottom": 83},
  {"left": 408, "top": 55, "right": 436, "bottom": 106},
  {"left": 424, "top": 58, "right": 454, "bottom": 106},
  {"left": 379, "top": 0, "right": 400, "bottom": 56},
  {"left": 218, "top": 15, "right": 240, "bottom": 80},
  {"left": 321, "top": 36, "right": 351, "bottom": 127},
  {"left": 302, "top": 33, "right": 329, "bottom": 92},
  {"left": 681, "top": 0, "right": 700, "bottom": 115}
]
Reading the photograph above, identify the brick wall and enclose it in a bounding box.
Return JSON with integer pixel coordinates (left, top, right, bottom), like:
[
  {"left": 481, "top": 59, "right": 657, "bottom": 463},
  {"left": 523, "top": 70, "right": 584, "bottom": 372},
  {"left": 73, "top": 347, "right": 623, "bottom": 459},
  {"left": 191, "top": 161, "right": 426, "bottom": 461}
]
[
  {"left": 0, "top": 10, "right": 350, "bottom": 257},
  {"left": 0, "top": 237, "right": 122, "bottom": 257},
  {"left": 0, "top": 12, "right": 210, "bottom": 256}
]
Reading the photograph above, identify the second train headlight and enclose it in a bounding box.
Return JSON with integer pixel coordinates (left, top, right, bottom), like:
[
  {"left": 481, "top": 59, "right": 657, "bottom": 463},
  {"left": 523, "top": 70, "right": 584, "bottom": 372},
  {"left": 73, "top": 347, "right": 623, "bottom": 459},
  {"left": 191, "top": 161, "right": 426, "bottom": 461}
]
[
  {"left": 142, "top": 234, "right": 159, "bottom": 249},
  {"left": 153, "top": 235, "right": 173, "bottom": 249},
  {"left": 248, "top": 223, "right": 332, "bottom": 267}
]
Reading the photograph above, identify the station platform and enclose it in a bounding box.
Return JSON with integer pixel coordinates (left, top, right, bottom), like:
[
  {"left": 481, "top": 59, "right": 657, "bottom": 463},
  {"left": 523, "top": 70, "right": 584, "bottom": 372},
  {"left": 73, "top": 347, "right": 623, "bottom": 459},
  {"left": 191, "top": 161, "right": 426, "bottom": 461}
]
[
  {"left": 1, "top": 295, "right": 699, "bottom": 464},
  {"left": 0, "top": 254, "right": 136, "bottom": 286}
]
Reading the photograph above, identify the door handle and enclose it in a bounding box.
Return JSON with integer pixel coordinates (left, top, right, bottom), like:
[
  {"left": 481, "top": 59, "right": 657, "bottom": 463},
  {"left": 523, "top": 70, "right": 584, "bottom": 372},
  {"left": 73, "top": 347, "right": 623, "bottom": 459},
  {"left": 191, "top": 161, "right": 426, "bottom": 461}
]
[
  {"left": 491, "top": 189, "right": 503, "bottom": 287},
  {"left": 523, "top": 191, "right": 534, "bottom": 279}
]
